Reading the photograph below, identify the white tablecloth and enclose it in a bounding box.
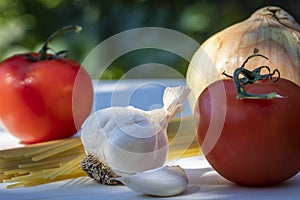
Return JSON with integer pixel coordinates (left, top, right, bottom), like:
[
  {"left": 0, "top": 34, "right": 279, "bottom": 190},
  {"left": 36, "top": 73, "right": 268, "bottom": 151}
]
[{"left": 1, "top": 79, "right": 299, "bottom": 199}]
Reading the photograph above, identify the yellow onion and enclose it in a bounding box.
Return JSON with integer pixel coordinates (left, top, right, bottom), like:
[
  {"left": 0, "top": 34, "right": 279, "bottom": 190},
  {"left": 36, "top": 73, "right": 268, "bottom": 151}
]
[{"left": 186, "top": 6, "right": 300, "bottom": 111}]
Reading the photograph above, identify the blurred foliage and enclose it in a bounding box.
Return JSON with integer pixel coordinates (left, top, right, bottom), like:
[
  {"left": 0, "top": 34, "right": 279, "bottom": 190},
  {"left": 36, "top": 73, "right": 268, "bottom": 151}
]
[{"left": 0, "top": 0, "right": 299, "bottom": 79}]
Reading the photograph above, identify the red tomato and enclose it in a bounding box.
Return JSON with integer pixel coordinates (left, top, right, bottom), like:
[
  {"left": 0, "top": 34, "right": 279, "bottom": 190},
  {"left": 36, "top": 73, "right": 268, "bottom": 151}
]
[
  {"left": 195, "top": 78, "right": 300, "bottom": 186},
  {"left": 0, "top": 26, "right": 93, "bottom": 144}
]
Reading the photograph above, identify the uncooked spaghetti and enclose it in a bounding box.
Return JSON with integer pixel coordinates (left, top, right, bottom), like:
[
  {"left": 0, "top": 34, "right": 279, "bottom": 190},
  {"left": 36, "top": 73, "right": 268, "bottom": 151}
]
[{"left": 0, "top": 117, "right": 200, "bottom": 188}]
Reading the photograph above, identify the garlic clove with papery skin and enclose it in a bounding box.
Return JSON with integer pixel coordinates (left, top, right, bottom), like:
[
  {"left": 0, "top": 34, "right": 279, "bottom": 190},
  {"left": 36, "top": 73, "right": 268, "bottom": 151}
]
[
  {"left": 80, "top": 86, "right": 190, "bottom": 185},
  {"left": 114, "top": 165, "right": 188, "bottom": 197}
]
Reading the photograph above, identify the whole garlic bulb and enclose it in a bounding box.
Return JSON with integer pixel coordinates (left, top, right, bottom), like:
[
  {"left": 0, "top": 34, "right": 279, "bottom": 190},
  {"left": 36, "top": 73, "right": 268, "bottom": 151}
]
[
  {"left": 80, "top": 86, "right": 190, "bottom": 184},
  {"left": 187, "top": 6, "right": 300, "bottom": 111}
]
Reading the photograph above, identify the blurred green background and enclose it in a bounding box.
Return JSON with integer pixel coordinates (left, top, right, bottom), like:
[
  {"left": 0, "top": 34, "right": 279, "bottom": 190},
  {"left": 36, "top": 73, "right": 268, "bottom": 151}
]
[{"left": 0, "top": 0, "right": 299, "bottom": 79}]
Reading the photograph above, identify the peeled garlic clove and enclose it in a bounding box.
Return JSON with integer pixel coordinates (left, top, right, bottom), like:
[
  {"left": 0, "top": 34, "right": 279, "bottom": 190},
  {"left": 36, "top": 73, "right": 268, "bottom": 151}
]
[
  {"left": 187, "top": 6, "right": 300, "bottom": 111},
  {"left": 115, "top": 166, "right": 188, "bottom": 197}
]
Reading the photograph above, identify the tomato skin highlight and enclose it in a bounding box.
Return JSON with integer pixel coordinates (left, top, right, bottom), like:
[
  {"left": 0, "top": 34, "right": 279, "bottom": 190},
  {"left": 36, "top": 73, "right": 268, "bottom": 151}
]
[
  {"left": 0, "top": 53, "right": 93, "bottom": 144},
  {"left": 195, "top": 78, "right": 300, "bottom": 186}
]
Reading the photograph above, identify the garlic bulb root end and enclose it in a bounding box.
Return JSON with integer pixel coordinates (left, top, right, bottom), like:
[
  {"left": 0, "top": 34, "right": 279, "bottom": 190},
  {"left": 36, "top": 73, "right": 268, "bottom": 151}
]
[{"left": 80, "top": 154, "right": 120, "bottom": 185}]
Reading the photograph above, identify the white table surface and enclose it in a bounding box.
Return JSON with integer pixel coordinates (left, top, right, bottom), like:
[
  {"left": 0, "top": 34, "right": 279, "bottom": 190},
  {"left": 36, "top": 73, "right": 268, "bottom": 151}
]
[{"left": 1, "top": 79, "right": 299, "bottom": 200}]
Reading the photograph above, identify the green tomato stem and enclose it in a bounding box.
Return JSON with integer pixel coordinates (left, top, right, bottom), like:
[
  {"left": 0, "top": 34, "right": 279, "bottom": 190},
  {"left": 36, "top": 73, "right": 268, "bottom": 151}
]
[
  {"left": 38, "top": 25, "right": 82, "bottom": 60},
  {"left": 224, "top": 49, "right": 282, "bottom": 99},
  {"left": 236, "top": 84, "right": 282, "bottom": 99}
]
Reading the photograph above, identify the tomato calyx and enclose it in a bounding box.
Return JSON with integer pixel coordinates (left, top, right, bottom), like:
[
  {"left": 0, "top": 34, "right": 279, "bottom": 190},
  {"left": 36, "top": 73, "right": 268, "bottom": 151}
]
[
  {"left": 223, "top": 49, "right": 282, "bottom": 99},
  {"left": 25, "top": 25, "right": 82, "bottom": 62}
]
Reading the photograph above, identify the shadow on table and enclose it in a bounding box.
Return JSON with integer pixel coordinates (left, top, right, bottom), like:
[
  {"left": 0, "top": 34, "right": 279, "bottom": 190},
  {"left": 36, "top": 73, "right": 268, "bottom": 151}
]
[{"left": 182, "top": 168, "right": 300, "bottom": 200}]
